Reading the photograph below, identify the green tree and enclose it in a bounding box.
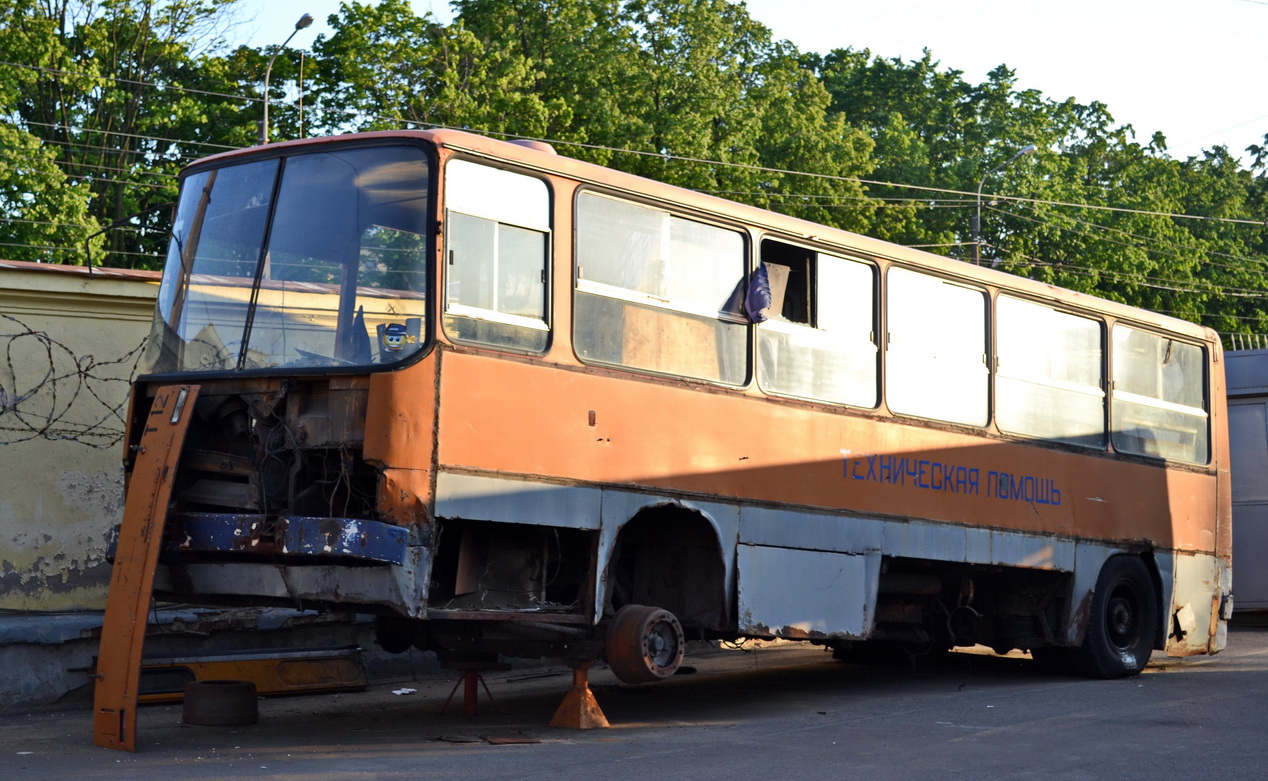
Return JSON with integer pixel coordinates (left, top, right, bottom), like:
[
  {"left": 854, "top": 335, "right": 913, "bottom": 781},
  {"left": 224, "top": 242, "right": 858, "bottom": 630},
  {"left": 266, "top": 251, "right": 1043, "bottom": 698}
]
[
  {"left": 0, "top": 0, "right": 252, "bottom": 269},
  {"left": 0, "top": 0, "right": 100, "bottom": 263},
  {"left": 1176, "top": 146, "right": 1268, "bottom": 334},
  {"left": 742, "top": 45, "right": 875, "bottom": 232},
  {"left": 814, "top": 46, "right": 1268, "bottom": 336},
  {"left": 449, "top": 0, "right": 627, "bottom": 158},
  {"left": 0, "top": 120, "right": 100, "bottom": 263},
  {"left": 2, "top": 0, "right": 1266, "bottom": 342},
  {"left": 449, "top": 0, "right": 876, "bottom": 222},
  {"left": 309, "top": 0, "right": 553, "bottom": 137}
]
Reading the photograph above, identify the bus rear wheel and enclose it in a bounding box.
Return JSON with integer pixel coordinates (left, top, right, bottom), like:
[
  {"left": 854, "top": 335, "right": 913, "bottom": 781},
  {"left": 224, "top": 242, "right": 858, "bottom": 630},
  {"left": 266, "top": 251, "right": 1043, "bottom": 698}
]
[
  {"left": 1079, "top": 556, "right": 1158, "bottom": 678},
  {"left": 605, "top": 604, "right": 685, "bottom": 684}
]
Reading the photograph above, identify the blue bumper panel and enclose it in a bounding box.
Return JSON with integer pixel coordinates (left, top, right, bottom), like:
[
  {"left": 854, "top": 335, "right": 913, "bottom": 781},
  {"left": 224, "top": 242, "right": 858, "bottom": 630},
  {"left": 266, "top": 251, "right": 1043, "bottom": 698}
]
[
  {"left": 171, "top": 513, "right": 262, "bottom": 552},
  {"left": 280, "top": 516, "right": 409, "bottom": 565},
  {"left": 166, "top": 513, "right": 409, "bottom": 565}
]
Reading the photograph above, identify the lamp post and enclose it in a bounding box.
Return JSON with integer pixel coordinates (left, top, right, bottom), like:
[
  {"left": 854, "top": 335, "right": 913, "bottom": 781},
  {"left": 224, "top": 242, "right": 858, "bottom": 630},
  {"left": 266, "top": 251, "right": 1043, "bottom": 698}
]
[
  {"left": 258, "top": 13, "right": 314, "bottom": 146},
  {"left": 972, "top": 143, "right": 1036, "bottom": 265}
]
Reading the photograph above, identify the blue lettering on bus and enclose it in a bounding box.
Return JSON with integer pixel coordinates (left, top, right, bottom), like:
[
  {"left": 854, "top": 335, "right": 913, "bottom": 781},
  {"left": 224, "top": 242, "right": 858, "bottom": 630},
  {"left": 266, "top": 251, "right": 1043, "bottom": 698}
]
[
  {"left": 839, "top": 450, "right": 1057, "bottom": 506},
  {"left": 987, "top": 470, "right": 1062, "bottom": 506}
]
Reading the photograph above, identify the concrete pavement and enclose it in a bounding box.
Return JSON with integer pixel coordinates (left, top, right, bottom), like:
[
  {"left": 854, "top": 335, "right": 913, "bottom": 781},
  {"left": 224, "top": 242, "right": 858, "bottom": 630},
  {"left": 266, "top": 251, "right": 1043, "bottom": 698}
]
[{"left": 6, "top": 626, "right": 1268, "bottom": 780}]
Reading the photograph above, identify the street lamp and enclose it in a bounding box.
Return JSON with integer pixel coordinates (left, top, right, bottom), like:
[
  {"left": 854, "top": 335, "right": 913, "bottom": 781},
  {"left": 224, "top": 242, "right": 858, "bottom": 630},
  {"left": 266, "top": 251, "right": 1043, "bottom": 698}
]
[
  {"left": 258, "top": 13, "right": 314, "bottom": 146},
  {"left": 972, "top": 143, "right": 1036, "bottom": 265}
]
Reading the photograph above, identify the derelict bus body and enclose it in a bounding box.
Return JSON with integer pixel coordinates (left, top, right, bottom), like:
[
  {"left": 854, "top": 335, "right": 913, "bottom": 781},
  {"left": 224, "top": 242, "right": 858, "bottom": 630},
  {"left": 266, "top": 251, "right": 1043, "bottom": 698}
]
[{"left": 123, "top": 129, "right": 1231, "bottom": 683}]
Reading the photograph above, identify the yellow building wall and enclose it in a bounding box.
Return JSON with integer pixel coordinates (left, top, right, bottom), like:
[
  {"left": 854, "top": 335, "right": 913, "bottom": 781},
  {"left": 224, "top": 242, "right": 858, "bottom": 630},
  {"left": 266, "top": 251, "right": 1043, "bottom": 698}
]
[{"left": 0, "top": 262, "right": 159, "bottom": 611}]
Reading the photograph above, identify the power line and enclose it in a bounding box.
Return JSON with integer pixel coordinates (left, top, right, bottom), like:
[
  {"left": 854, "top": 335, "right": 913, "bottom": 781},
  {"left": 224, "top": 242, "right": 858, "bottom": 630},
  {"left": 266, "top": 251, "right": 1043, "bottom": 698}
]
[
  {"left": 0, "top": 241, "right": 159, "bottom": 260},
  {"left": 1010, "top": 202, "right": 1268, "bottom": 268},
  {"left": 7, "top": 59, "right": 1268, "bottom": 300},
  {"left": 31, "top": 134, "right": 205, "bottom": 165},
  {"left": 0, "top": 217, "right": 161, "bottom": 236},
  {"left": 523, "top": 133, "right": 1268, "bottom": 228},
  {"left": 992, "top": 205, "right": 1268, "bottom": 276},
  {"left": 0, "top": 60, "right": 262, "bottom": 108},
  {"left": 0, "top": 217, "right": 99, "bottom": 232},
  {"left": 19, "top": 118, "right": 237, "bottom": 155},
  {"left": 0, "top": 150, "right": 180, "bottom": 181},
  {"left": 989, "top": 202, "right": 1268, "bottom": 276},
  {"left": 998, "top": 250, "right": 1268, "bottom": 299},
  {"left": 285, "top": 102, "right": 1268, "bottom": 229}
]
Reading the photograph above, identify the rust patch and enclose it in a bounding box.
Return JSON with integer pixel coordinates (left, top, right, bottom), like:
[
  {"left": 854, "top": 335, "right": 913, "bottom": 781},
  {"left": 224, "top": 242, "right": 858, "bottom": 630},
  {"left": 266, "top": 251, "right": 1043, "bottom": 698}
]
[
  {"left": 378, "top": 468, "right": 432, "bottom": 527},
  {"left": 1070, "top": 588, "right": 1094, "bottom": 645}
]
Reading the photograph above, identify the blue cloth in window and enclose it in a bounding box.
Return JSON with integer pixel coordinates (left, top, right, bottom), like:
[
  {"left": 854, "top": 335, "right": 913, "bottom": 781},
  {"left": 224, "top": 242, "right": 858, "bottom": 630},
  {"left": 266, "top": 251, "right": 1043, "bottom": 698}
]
[{"left": 745, "top": 262, "right": 771, "bottom": 323}]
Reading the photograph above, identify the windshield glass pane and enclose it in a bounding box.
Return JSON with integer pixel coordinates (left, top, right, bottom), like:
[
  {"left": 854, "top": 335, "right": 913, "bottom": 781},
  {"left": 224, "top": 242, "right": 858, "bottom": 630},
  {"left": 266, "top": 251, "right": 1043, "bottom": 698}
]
[{"left": 141, "top": 145, "right": 431, "bottom": 374}]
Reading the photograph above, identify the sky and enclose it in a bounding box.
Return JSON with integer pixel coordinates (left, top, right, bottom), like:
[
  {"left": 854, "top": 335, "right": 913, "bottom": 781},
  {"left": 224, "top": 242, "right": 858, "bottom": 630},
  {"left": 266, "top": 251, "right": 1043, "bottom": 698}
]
[{"left": 230, "top": 0, "right": 1268, "bottom": 162}]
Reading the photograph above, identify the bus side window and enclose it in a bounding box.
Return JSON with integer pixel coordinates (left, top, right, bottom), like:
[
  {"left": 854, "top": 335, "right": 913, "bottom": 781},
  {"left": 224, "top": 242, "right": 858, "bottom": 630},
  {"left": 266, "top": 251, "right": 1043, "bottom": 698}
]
[
  {"left": 443, "top": 160, "right": 550, "bottom": 353},
  {"left": 756, "top": 239, "right": 878, "bottom": 408},
  {"left": 885, "top": 267, "right": 988, "bottom": 426},
  {"left": 1111, "top": 326, "right": 1209, "bottom": 463},
  {"left": 995, "top": 296, "right": 1105, "bottom": 448},
  {"left": 573, "top": 192, "right": 747, "bottom": 385}
]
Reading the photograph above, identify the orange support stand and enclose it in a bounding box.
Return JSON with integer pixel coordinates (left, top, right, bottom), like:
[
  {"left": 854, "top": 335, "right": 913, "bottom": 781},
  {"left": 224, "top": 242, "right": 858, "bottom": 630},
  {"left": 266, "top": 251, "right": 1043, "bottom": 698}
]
[
  {"left": 549, "top": 662, "right": 610, "bottom": 729},
  {"left": 92, "top": 385, "right": 199, "bottom": 752}
]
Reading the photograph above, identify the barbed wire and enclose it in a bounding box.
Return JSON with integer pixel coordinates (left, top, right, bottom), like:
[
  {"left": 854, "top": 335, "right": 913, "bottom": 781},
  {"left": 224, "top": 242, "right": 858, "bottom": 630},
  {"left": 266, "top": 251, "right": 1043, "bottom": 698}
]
[{"left": 0, "top": 313, "right": 147, "bottom": 449}]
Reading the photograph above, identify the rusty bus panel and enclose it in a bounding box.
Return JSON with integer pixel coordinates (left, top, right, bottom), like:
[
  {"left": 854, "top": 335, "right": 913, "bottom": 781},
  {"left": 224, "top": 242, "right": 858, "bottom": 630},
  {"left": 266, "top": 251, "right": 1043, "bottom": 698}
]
[{"left": 364, "top": 356, "right": 437, "bottom": 473}]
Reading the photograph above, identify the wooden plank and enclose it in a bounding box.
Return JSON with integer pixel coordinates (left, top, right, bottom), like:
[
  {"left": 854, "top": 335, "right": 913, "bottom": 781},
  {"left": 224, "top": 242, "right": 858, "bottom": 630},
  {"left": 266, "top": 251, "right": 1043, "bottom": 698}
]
[{"left": 93, "top": 384, "right": 200, "bottom": 752}]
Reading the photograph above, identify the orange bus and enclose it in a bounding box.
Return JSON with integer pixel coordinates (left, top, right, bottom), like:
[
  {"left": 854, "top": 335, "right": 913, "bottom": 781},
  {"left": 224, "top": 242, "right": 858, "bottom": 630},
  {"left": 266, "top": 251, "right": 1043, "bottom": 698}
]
[{"left": 126, "top": 128, "right": 1231, "bottom": 686}]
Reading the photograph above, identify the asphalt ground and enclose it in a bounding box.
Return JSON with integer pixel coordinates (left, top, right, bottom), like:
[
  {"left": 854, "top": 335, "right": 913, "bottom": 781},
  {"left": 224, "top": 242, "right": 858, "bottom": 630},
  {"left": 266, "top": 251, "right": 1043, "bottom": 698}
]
[{"left": 5, "top": 625, "right": 1268, "bottom": 780}]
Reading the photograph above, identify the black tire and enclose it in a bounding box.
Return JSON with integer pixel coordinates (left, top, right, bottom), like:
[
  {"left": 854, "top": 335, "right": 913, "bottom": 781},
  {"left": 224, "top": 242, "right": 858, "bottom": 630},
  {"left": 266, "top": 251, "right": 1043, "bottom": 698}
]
[{"left": 1078, "top": 556, "right": 1158, "bottom": 678}]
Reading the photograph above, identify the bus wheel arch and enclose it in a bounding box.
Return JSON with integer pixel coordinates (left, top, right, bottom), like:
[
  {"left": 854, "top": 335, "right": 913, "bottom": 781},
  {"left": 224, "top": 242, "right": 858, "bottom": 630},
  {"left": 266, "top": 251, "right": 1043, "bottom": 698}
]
[
  {"left": 1079, "top": 554, "right": 1160, "bottom": 678},
  {"left": 604, "top": 503, "right": 729, "bottom": 634}
]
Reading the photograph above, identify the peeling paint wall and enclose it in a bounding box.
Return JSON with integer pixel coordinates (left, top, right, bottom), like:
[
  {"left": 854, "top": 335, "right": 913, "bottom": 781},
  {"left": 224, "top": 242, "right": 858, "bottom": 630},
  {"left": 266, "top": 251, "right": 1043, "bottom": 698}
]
[{"left": 0, "top": 262, "right": 159, "bottom": 611}]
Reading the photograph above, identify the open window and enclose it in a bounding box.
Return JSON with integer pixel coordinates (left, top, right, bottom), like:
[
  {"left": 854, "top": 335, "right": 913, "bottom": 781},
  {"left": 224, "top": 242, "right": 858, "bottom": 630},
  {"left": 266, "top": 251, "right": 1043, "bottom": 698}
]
[{"left": 755, "top": 239, "right": 878, "bottom": 407}]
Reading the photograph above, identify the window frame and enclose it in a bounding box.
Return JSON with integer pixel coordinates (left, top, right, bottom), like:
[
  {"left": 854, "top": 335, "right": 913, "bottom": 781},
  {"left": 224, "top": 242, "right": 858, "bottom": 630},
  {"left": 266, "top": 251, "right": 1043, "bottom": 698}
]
[
  {"left": 754, "top": 238, "right": 880, "bottom": 409},
  {"left": 442, "top": 158, "right": 553, "bottom": 353},
  {"left": 571, "top": 188, "right": 751, "bottom": 386},
  {"left": 993, "top": 293, "right": 1108, "bottom": 449},
  {"left": 1109, "top": 322, "right": 1210, "bottom": 465},
  {"left": 141, "top": 139, "right": 438, "bottom": 379},
  {"left": 883, "top": 265, "right": 991, "bottom": 427}
]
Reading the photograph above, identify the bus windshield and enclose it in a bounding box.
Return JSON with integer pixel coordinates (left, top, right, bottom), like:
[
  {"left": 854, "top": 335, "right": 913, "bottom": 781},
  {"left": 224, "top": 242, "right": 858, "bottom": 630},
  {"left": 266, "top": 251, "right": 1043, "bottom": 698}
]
[{"left": 141, "top": 144, "right": 431, "bottom": 375}]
